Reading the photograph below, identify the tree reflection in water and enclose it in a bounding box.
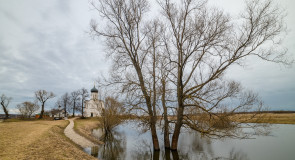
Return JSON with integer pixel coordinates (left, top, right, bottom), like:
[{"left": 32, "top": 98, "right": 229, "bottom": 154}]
[
  {"left": 89, "top": 129, "right": 126, "bottom": 159},
  {"left": 87, "top": 121, "right": 249, "bottom": 160}
]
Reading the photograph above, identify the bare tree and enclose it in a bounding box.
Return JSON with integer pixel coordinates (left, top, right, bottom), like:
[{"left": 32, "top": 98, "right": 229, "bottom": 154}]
[
  {"left": 145, "top": 19, "right": 175, "bottom": 149},
  {"left": 101, "top": 96, "right": 124, "bottom": 133},
  {"left": 91, "top": 0, "right": 292, "bottom": 151},
  {"left": 57, "top": 92, "right": 71, "bottom": 117},
  {"left": 0, "top": 94, "right": 12, "bottom": 119},
  {"left": 17, "top": 101, "right": 40, "bottom": 118},
  {"left": 70, "top": 90, "right": 81, "bottom": 117},
  {"left": 80, "top": 88, "right": 89, "bottom": 118},
  {"left": 90, "top": 0, "right": 161, "bottom": 150},
  {"left": 35, "top": 90, "right": 55, "bottom": 119},
  {"left": 158, "top": 0, "right": 292, "bottom": 150}
]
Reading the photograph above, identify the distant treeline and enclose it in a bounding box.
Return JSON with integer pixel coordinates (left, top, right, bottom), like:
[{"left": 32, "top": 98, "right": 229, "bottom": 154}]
[{"left": 0, "top": 114, "right": 21, "bottom": 119}]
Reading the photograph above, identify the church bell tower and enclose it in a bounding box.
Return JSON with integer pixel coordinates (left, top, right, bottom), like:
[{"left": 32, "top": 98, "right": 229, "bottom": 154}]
[{"left": 90, "top": 84, "right": 98, "bottom": 100}]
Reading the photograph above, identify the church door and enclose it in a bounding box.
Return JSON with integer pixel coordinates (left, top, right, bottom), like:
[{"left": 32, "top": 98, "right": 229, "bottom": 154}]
[{"left": 91, "top": 112, "right": 93, "bottom": 117}]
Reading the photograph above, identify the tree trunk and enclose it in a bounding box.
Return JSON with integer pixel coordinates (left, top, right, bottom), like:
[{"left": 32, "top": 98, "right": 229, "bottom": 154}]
[
  {"left": 81, "top": 99, "right": 84, "bottom": 118},
  {"left": 38, "top": 103, "right": 44, "bottom": 119},
  {"left": 134, "top": 64, "right": 160, "bottom": 150},
  {"left": 2, "top": 105, "right": 9, "bottom": 119},
  {"left": 171, "top": 62, "right": 184, "bottom": 150},
  {"left": 72, "top": 101, "right": 76, "bottom": 117},
  {"left": 153, "top": 150, "right": 160, "bottom": 160},
  {"left": 171, "top": 150, "right": 179, "bottom": 160},
  {"left": 164, "top": 149, "right": 171, "bottom": 160},
  {"left": 149, "top": 114, "right": 160, "bottom": 150},
  {"left": 161, "top": 79, "right": 170, "bottom": 148},
  {"left": 171, "top": 105, "right": 184, "bottom": 150},
  {"left": 64, "top": 104, "right": 67, "bottom": 117}
]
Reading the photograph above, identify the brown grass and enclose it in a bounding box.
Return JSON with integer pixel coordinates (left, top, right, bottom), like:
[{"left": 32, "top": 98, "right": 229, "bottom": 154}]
[
  {"left": 0, "top": 120, "right": 96, "bottom": 160},
  {"left": 231, "top": 113, "right": 295, "bottom": 124},
  {"left": 74, "top": 118, "right": 103, "bottom": 144}
]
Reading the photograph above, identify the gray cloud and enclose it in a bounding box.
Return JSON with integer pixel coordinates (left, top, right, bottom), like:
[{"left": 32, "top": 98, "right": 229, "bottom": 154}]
[{"left": 0, "top": 0, "right": 294, "bottom": 114}]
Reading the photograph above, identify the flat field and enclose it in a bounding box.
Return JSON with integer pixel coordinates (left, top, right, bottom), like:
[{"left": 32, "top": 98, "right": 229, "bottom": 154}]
[
  {"left": 0, "top": 119, "right": 96, "bottom": 160},
  {"left": 232, "top": 113, "right": 295, "bottom": 124}
]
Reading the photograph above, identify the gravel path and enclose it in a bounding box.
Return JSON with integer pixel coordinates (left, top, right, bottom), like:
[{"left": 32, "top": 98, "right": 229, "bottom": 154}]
[{"left": 64, "top": 118, "right": 97, "bottom": 148}]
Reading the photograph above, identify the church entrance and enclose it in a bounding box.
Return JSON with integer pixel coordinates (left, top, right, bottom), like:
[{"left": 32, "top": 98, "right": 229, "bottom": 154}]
[{"left": 91, "top": 113, "right": 93, "bottom": 117}]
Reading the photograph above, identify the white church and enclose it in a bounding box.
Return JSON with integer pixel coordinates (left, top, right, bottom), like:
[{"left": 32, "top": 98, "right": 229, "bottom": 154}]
[{"left": 84, "top": 85, "right": 104, "bottom": 117}]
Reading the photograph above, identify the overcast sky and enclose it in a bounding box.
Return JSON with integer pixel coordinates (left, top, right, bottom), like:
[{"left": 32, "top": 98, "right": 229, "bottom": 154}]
[{"left": 0, "top": 0, "right": 294, "bottom": 114}]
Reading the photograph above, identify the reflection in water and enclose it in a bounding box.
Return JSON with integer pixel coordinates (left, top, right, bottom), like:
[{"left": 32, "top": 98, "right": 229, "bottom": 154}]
[
  {"left": 85, "top": 121, "right": 250, "bottom": 160},
  {"left": 229, "top": 148, "right": 249, "bottom": 160},
  {"left": 92, "top": 128, "right": 103, "bottom": 139},
  {"left": 91, "top": 146, "right": 99, "bottom": 157},
  {"left": 99, "top": 130, "right": 126, "bottom": 159}
]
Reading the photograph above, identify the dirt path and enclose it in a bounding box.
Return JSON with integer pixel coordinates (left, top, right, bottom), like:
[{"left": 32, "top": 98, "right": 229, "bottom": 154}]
[{"left": 64, "top": 118, "right": 97, "bottom": 148}]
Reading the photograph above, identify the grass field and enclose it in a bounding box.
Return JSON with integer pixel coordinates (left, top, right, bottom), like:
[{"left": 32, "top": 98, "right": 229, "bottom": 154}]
[
  {"left": 0, "top": 113, "right": 293, "bottom": 159},
  {"left": 73, "top": 117, "right": 103, "bottom": 144},
  {"left": 0, "top": 119, "right": 96, "bottom": 160},
  {"left": 232, "top": 113, "right": 295, "bottom": 124}
]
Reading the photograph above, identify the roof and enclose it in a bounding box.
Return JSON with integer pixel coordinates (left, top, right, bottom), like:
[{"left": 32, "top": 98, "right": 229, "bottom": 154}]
[{"left": 91, "top": 85, "right": 98, "bottom": 93}]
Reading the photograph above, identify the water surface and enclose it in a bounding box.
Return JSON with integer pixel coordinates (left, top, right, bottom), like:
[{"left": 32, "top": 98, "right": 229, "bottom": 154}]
[{"left": 84, "top": 121, "right": 295, "bottom": 160}]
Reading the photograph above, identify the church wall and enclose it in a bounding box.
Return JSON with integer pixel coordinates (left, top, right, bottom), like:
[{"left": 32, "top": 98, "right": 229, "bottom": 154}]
[{"left": 84, "top": 87, "right": 104, "bottom": 117}]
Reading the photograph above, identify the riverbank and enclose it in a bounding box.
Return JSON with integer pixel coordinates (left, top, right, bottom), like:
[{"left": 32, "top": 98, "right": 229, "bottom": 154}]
[
  {"left": 164, "top": 113, "right": 295, "bottom": 124},
  {"left": 232, "top": 113, "right": 295, "bottom": 124},
  {"left": 73, "top": 117, "right": 104, "bottom": 144},
  {"left": 0, "top": 119, "right": 96, "bottom": 160}
]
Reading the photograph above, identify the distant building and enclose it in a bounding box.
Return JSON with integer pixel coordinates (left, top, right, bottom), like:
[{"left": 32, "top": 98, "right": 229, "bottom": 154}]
[
  {"left": 49, "top": 109, "right": 66, "bottom": 118},
  {"left": 84, "top": 85, "right": 104, "bottom": 117}
]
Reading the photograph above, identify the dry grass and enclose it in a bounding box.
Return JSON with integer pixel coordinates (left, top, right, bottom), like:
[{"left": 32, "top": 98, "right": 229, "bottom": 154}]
[
  {"left": 231, "top": 113, "right": 295, "bottom": 124},
  {"left": 0, "top": 120, "right": 96, "bottom": 160},
  {"left": 74, "top": 118, "right": 103, "bottom": 144}
]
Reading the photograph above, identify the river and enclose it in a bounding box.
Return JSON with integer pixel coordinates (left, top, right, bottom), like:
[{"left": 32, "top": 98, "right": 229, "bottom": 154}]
[{"left": 84, "top": 121, "right": 295, "bottom": 160}]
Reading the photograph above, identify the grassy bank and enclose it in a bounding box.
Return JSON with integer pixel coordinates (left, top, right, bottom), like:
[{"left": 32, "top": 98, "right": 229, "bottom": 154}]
[
  {"left": 232, "top": 113, "right": 295, "bottom": 124},
  {"left": 0, "top": 119, "right": 96, "bottom": 160},
  {"left": 74, "top": 117, "right": 103, "bottom": 144}
]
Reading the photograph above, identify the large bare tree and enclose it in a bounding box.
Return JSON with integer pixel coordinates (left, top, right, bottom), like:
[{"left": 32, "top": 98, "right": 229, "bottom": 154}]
[
  {"left": 0, "top": 94, "right": 12, "bottom": 119},
  {"left": 35, "top": 90, "right": 55, "bottom": 119},
  {"left": 90, "top": 0, "right": 161, "bottom": 150},
  {"left": 158, "top": 0, "right": 292, "bottom": 150},
  {"left": 90, "top": 0, "right": 292, "bottom": 151},
  {"left": 145, "top": 20, "right": 175, "bottom": 149}
]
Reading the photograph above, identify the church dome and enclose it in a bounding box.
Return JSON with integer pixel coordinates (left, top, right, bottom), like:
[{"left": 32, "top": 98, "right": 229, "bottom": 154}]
[{"left": 91, "top": 86, "right": 98, "bottom": 93}]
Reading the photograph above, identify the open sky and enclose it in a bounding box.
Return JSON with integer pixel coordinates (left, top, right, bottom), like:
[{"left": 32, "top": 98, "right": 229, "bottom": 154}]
[{"left": 0, "top": 0, "right": 294, "bottom": 114}]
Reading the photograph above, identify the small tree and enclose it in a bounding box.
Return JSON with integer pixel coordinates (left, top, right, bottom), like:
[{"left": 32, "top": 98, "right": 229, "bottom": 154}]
[
  {"left": 56, "top": 92, "right": 71, "bottom": 118},
  {"left": 70, "top": 90, "right": 81, "bottom": 117},
  {"left": 35, "top": 90, "right": 55, "bottom": 119},
  {"left": 17, "top": 101, "right": 40, "bottom": 118},
  {"left": 0, "top": 94, "right": 12, "bottom": 119},
  {"left": 80, "top": 88, "right": 89, "bottom": 118},
  {"left": 101, "top": 96, "right": 124, "bottom": 133}
]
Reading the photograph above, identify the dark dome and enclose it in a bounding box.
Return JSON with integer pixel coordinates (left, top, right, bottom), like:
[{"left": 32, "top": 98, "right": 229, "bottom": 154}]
[{"left": 91, "top": 86, "right": 98, "bottom": 93}]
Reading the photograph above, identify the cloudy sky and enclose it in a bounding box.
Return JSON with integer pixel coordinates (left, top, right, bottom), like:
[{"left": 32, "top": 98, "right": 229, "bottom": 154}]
[{"left": 0, "top": 0, "right": 294, "bottom": 114}]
